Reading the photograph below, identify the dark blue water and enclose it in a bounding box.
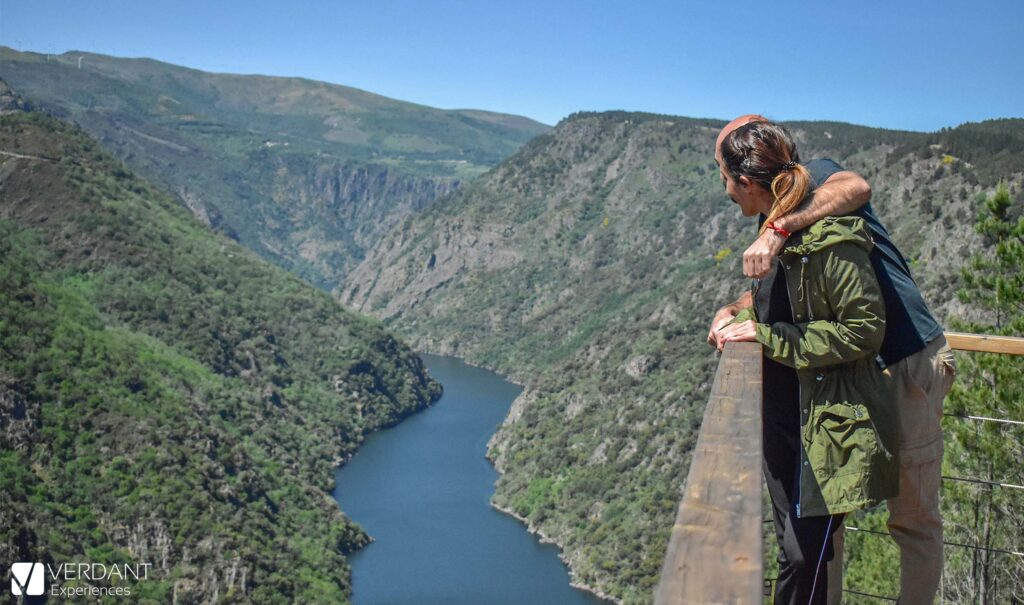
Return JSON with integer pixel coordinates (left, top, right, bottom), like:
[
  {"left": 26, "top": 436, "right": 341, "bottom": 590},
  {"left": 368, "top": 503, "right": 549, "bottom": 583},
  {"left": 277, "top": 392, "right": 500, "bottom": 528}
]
[{"left": 333, "top": 353, "right": 611, "bottom": 605}]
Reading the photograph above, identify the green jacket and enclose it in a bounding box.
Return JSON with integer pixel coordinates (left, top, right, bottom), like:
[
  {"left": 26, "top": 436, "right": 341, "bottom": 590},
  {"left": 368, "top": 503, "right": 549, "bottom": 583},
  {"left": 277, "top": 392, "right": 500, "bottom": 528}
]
[{"left": 735, "top": 216, "right": 899, "bottom": 517}]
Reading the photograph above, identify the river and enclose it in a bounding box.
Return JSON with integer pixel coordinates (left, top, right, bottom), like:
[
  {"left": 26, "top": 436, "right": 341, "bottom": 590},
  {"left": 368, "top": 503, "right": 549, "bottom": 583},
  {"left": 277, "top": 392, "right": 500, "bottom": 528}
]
[{"left": 333, "top": 353, "right": 612, "bottom": 605}]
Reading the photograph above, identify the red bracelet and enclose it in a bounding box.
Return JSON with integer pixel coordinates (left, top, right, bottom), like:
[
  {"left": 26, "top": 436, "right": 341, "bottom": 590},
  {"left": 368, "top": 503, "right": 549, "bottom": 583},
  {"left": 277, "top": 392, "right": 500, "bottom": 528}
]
[{"left": 766, "top": 222, "right": 791, "bottom": 238}]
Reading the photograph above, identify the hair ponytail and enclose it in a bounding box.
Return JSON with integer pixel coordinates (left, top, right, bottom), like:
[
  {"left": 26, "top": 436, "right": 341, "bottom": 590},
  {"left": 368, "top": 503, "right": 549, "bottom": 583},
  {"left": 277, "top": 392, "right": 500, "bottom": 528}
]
[{"left": 762, "top": 163, "right": 810, "bottom": 235}]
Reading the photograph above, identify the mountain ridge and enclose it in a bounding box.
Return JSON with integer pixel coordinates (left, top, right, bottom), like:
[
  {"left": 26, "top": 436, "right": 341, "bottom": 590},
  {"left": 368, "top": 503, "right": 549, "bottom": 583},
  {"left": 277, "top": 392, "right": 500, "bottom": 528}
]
[
  {"left": 7, "top": 47, "right": 552, "bottom": 130},
  {"left": 0, "top": 46, "right": 550, "bottom": 290}
]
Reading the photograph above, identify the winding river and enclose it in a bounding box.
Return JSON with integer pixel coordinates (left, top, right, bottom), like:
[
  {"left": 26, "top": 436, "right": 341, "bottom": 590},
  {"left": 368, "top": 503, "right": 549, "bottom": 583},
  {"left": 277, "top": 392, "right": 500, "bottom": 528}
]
[{"left": 333, "top": 353, "right": 611, "bottom": 605}]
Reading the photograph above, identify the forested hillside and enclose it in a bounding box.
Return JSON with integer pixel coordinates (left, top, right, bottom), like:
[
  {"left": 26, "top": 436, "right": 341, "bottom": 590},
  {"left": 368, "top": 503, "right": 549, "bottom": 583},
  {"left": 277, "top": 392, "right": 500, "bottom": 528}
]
[
  {"left": 341, "top": 111, "right": 1024, "bottom": 603},
  {"left": 0, "top": 46, "right": 549, "bottom": 289},
  {"left": 0, "top": 108, "right": 441, "bottom": 603}
]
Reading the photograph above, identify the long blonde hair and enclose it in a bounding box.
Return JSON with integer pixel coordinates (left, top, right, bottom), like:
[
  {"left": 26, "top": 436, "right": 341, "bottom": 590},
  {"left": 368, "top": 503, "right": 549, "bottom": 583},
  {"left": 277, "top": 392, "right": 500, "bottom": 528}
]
[{"left": 720, "top": 121, "right": 811, "bottom": 234}]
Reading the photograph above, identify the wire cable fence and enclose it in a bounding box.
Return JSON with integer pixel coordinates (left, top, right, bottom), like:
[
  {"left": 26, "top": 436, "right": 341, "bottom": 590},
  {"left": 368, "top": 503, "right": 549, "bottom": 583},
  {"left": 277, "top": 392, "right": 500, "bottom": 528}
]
[
  {"left": 942, "top": 474, "right": 1024, "bottom": 491},
  {"left": 843, "top": 525, "right": 1024, "bottom": 559},
  {"left": 762, "top": 577, "right": 899, "bottom": 602},
  {"left": 850, "top": 336, "right": 1022, "bottom": 602},
  {"left": 943, "top": 412, "right": 1024, "bottom": 427}
]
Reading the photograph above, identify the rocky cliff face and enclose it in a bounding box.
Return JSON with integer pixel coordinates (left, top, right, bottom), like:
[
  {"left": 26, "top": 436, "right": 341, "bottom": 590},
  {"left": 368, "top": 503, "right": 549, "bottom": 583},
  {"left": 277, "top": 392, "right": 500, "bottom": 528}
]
[
  {"left": 340, "top": 111, "right": 1024, "bottom": 604},
  {"left": 265, "top": 156, "right": 462, "bottom": 288},
  {"left": 0, "top": 78, "right": 26, "bottom": 113}
]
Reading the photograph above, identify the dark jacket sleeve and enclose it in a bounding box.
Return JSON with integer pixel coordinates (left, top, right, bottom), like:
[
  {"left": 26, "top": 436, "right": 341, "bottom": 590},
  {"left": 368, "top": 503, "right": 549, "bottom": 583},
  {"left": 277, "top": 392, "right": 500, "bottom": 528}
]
[{"left": 754, "top": 243, "right": 885, "bottom": 369}]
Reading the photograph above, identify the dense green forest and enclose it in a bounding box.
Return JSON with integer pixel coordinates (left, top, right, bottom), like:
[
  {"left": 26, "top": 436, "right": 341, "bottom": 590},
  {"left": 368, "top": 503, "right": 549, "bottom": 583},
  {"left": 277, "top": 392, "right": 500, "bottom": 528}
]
[
  {"left": 343, "top": 111, "right": 1024, "bottom": 603},
  {"left": 935, "top": 185, "right": 1023, "bottom": 602},
  {"left": 0, "top": 110, "right": 440, "bottom": 603}
]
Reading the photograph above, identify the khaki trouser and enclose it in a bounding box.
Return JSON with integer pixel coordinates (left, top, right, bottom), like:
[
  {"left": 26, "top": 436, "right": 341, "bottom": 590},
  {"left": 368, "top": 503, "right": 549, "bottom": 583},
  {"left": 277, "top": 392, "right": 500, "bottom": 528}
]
[{"left": 827, "top": 335, "right": 956, "bottom": 604}]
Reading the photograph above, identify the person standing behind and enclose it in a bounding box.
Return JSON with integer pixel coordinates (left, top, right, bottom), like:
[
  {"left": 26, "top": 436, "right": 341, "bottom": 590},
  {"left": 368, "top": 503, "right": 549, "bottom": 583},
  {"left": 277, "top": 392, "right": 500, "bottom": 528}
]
[{"left": 710, "top": 115, "right": 956, "bottom": 604}]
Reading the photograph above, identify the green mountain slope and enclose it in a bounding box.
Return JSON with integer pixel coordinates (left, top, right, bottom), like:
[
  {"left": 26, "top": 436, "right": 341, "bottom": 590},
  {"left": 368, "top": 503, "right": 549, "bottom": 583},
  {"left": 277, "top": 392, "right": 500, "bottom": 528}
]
[
  {"left": 0, "top": 46, "right": 549, "bottom": 289},
  {"left": 0, "top": 109, "right": 441, "bottom": 603},
  {"left": 340, "top": 111, "right": 1024, "bottom": 603}
]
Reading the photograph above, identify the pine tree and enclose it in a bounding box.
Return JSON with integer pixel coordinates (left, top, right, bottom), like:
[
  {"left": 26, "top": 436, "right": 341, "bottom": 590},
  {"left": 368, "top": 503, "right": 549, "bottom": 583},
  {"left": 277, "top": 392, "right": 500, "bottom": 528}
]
[{"left": 942, "top": 184, "right": 1024, "bottom": 603}]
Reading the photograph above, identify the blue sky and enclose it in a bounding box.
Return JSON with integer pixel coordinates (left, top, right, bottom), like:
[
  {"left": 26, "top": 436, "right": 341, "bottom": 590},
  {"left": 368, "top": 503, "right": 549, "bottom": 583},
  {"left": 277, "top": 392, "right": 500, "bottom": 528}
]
[{"left": 2, "top": 0, "right": 1021, "bottom": 130}]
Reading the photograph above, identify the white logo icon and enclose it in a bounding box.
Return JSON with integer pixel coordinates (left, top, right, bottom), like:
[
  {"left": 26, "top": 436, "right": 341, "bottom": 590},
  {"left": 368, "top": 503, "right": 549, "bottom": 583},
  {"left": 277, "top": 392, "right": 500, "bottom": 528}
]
[{"left": 10, "top": 562, "right": 45, "bottom": 596}]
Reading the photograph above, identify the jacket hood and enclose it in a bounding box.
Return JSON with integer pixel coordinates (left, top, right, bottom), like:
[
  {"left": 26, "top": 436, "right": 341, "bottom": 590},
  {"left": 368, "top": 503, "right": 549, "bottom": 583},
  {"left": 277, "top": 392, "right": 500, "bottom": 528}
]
[{"left": 781, "top": 216, "right": 874, "bottom": 257}]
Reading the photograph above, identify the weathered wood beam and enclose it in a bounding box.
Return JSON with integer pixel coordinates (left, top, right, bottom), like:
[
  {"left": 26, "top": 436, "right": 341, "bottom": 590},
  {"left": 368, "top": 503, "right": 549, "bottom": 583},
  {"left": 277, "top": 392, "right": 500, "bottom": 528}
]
[
  {"left": 654, "top": 341, "right": 763, "bottom": 605},
  {"left": 944, "top": 331, "right": 1024, "bottom": 356}
]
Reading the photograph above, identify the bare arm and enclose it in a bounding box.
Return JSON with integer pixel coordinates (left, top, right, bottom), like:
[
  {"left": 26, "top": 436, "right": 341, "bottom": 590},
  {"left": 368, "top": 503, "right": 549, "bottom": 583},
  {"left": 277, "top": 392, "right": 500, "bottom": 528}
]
[
  {"left": 742, "top": 170, "right": 871, "bottom": 278},
  {"left": 773, "top": 171, "right": 872, "bottom": 234},
  {"left": 706, "top": 291, "right": 753, "bottom": 347}
]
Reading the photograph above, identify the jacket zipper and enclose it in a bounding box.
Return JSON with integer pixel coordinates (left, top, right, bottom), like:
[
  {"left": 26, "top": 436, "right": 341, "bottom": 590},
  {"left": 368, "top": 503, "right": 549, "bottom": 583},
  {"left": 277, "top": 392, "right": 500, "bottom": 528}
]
[
  {"left": 802, "top": 255, "right": 813, "bottom": 321},
  {"left": 797, "top": 254, "right": 817, "bottom": 446},
  {"left": 794, "top": 254, "right": 811, "bottom": 515},
  {"left": 781, "top": 259, "right": 805, "bottom": 518}
]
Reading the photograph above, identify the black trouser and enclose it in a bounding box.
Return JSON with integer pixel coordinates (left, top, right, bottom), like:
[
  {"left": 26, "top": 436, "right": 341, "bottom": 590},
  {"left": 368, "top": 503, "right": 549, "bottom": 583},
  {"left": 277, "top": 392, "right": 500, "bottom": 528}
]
[{"left": 763, "top": 359, "right": 845, "bottom": 605}]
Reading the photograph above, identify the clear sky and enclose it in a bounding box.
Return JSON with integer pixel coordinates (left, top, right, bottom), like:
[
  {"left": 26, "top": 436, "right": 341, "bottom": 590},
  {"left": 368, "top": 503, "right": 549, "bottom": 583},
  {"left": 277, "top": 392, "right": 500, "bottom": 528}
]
[{"left": 1, "top": 0, "right": 1021, "bottom": 131}]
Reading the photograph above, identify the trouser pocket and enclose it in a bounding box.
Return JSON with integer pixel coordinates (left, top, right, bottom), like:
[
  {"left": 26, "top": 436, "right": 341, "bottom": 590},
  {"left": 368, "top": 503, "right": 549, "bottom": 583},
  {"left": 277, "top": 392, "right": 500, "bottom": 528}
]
[{"left": 894, "top": 338, "right": 952, "bottom": 461}]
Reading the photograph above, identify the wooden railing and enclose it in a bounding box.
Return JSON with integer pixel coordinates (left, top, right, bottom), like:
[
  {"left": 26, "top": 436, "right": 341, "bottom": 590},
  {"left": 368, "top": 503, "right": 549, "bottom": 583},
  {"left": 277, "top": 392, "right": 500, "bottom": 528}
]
[
  {"left": 943, "top": 331, "right": 1024, "bottom": 355},
  {"left": 654, "top": 332, "right": 1024, "bottom": 605},
  {"left": 654, "top": 341, "right": 763, "bottom": 605}
]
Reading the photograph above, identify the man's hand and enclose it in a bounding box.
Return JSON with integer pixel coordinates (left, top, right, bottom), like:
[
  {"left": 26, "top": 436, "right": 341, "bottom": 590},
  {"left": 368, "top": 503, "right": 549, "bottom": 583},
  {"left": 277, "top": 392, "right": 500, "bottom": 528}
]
[
  {"left": 707, "top": 306, "right": 738, "bottom": 348},
  {"left": 743, "top": 229, "right": 786, "bottom": 278},
  {"left": 742, "top": 169, "right": 872, "bottom": 279},
  {"left": 715, "top": 320, "right": 758, "bottom": 352}
]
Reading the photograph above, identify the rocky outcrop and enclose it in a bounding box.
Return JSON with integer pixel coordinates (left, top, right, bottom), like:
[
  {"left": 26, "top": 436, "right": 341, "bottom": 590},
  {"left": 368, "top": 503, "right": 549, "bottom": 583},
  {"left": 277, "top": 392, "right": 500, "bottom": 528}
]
[
  {"left": 269, "top": 158, "right": 462, "bottom": 287},
  {"left": 340, "top": 216, "right": 521, "bottom": 316},
  {"left": 0, "top": 379, "right": 35, "bottom": 452},
  {"left": 0, "top": 78, "right": 26, "bottom": 113}
]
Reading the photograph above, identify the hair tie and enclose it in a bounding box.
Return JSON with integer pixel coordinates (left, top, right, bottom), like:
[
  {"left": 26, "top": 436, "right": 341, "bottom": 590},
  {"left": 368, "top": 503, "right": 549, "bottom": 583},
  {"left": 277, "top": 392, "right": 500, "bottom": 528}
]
[{"left": 782, "top": 161, "right": 798, "bottom": 170}]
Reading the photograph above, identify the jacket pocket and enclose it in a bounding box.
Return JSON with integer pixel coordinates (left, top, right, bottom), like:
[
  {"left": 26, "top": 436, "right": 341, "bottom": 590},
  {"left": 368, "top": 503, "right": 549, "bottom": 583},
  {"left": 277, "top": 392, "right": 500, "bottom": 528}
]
[{"left": 807, "top": 402, "right": 879, "bottom": 477}]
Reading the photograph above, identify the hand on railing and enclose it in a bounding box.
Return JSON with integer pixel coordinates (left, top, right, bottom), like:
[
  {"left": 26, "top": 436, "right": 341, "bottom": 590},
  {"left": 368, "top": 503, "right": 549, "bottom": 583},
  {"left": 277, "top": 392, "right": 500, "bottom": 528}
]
[{"left": 714, "top": 320, "right": 757, "bottom": 352}]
